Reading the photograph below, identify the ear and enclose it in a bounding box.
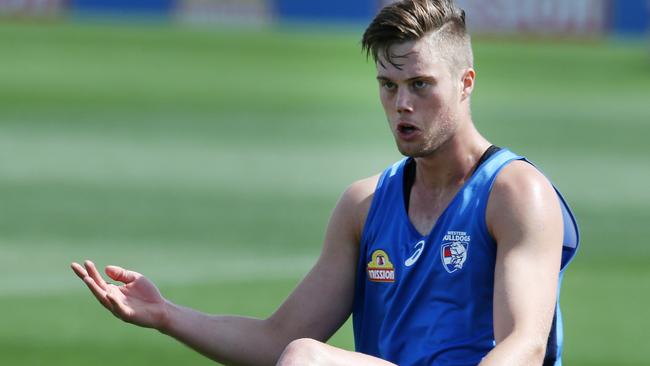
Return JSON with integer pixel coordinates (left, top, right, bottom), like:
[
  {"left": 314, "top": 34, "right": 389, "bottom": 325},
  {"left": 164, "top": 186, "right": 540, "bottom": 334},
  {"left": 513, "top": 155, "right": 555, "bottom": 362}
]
[{"left": 460, "top": 68, "right": 476, "bottom": 101}]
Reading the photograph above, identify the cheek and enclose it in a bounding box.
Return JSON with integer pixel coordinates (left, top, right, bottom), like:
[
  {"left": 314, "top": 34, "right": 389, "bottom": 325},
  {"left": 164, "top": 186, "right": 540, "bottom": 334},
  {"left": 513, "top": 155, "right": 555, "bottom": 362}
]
[
  {"left": 417, "top": 92, "right": 443, "bottom": 114},
  {"left": 379, "top": 93, "right": 395, "bottom": 112}
]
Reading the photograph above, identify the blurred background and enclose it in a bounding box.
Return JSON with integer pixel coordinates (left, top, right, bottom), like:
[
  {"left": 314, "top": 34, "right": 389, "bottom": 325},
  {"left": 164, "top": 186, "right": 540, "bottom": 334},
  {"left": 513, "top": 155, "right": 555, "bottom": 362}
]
[{"left": 0, "top": 0, "right": 648, "bottom": 365}]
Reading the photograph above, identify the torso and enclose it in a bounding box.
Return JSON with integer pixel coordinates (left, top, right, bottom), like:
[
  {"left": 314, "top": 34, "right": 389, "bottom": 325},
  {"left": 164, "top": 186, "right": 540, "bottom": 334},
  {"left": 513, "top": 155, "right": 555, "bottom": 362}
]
[{"left": 350, "top": 149, "right": 579, "bottom": 366}]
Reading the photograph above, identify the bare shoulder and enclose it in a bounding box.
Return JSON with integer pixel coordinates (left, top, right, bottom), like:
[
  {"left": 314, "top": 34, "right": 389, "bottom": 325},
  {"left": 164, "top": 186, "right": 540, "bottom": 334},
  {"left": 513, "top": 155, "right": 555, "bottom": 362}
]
[
  {"left": 342, "top": 175, "right": 380, "bottom": 206},
  {"left": 491, "top": 160, "right": 554, "bottom": 200},
  {"left": 486, "top": 160, "right": 562, "bottom": 240},
  {"left": 335, "top": 175, "right": 380, "bottom": 240}
]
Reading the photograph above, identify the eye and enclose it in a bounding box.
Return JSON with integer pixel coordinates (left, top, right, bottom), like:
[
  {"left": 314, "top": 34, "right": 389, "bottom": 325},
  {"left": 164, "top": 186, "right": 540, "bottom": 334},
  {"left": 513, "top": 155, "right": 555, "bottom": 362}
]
[
  {"left": 412, "top": 80, "right": 429, "bottom": 90},
  {"left": 381, "top": 81, "right": 397, "bottom": 91}
]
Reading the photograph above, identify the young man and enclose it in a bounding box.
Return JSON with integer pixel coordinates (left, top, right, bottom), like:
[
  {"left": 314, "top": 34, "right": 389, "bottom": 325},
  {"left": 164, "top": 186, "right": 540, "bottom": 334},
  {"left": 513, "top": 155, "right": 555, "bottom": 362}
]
[{"left": 71, "top": 1, "right": 578, "bottom": 365}]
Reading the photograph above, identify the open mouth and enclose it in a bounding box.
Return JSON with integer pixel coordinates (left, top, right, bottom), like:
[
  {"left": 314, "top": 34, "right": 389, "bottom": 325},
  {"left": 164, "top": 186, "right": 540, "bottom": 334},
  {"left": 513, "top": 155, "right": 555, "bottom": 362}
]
[{"left": 397, "top": 122, "right": 418, "bottom": 134}]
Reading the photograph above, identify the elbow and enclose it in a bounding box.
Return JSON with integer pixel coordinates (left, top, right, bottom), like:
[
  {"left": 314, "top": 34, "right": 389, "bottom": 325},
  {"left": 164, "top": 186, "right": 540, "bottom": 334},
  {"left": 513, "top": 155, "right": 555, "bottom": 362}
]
[
  {"left": 530, "top": 341, "right": 547, "bottom": 365},
  {"left": 521, "top": 336, "right": 547, "bottom": 365},
  {"left": 481, "top": 330, "right": 551, "bottom": 366}
]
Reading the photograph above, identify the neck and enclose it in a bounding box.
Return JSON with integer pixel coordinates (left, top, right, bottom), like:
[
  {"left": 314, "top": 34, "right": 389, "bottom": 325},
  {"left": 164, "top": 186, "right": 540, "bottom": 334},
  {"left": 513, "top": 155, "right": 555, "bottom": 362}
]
[{"left": 413, "top": 121, "right": 490, "bottom": 191}]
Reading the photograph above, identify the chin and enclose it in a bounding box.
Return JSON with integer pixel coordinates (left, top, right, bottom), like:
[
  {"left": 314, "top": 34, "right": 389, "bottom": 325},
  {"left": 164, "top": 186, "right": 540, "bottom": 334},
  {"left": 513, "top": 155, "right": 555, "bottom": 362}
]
[
  {"left": 396, "top": 143, "right": 434, "bottom": 158},
  {"left": 396, "top": 133, "right": 454, "bottom": 158}
]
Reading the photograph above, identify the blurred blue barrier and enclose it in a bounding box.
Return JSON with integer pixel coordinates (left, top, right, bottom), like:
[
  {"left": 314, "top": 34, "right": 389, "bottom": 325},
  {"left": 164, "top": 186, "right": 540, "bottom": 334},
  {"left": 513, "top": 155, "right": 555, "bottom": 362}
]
[
  {"left": 4, "top": 0, "right": 649, "bottom": 38},
  {"left": 611, "top": 0, "right": 650, "bottom": 35},
  {"left": 70, "top": 0, "right": 175, "bottom": 16},
  {"left": 272, "top": 0, "right": 377, "bottom": 23}
]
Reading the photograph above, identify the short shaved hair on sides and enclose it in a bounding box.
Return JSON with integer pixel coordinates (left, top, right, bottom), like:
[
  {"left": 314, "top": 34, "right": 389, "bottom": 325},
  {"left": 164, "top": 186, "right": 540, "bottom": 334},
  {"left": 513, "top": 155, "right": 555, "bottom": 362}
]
[{"left": 362, "top": 0, "right": 473, "bottom": 74}]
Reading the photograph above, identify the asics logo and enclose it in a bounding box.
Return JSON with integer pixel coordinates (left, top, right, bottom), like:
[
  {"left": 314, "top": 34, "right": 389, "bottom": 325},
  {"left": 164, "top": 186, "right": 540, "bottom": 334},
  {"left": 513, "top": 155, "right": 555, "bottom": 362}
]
[{"left": 405, "top": 240, "right": 426, "bottom": 267}]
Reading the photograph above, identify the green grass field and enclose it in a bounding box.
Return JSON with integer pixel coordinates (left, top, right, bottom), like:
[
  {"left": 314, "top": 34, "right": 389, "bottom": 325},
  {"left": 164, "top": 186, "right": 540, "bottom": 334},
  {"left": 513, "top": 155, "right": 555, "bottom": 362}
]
[{"left": 0, "top": 21, "right": 649, "bottom": 365}]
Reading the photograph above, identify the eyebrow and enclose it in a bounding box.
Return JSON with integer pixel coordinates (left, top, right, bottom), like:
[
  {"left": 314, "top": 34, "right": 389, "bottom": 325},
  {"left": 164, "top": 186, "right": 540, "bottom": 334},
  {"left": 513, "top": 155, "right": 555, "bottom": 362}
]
[{"left": 376, "top": 75, "right": 437, "bottom": 83}]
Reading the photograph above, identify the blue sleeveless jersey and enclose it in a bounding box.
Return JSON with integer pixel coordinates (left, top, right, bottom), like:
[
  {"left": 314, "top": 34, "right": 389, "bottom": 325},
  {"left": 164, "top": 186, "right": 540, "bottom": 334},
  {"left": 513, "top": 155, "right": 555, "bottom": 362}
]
[{"left": 352, "top": 148, "right": 579, "bottom": 366}]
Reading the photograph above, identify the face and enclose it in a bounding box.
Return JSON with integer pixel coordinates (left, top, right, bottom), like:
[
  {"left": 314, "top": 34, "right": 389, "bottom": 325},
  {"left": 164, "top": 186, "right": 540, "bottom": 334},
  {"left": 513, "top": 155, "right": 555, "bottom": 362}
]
[{"left": 376, "top": 36, "right": 472, "bottom": 158}]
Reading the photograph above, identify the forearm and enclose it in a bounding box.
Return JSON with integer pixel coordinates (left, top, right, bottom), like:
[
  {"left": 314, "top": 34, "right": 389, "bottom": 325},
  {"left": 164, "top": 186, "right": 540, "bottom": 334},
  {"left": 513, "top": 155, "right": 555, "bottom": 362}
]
[
  {"left": 159, "top": 301, "right": 287, "bottom": 366},
  {"left": 478, "top": 334, "right": 545, "bottom": 366}
]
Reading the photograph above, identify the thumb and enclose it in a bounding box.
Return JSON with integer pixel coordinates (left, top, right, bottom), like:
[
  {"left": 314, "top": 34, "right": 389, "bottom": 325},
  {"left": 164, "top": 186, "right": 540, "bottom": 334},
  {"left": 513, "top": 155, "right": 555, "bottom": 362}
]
[{"left": 105, "top": 265, "right": 141, "bottom": 284}]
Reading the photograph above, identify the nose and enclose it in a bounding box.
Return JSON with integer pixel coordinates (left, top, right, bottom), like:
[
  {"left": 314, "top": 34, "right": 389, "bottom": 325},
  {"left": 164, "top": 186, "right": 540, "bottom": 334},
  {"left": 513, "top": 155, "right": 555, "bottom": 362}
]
[{"left": 395, "top": 88, "right": 413, "bottom": 114}]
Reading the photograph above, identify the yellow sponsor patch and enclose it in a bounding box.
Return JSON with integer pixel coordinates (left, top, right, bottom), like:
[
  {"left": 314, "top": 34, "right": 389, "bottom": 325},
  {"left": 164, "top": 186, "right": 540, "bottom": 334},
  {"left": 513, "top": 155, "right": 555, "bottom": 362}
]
[{"left": 367, "top": 249, "right": 395, "bottom": 283}]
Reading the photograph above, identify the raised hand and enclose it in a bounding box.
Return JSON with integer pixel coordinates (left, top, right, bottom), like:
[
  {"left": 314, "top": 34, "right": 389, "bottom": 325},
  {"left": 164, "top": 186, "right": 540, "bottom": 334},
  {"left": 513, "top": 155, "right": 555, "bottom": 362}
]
[{"left": 71, "top": 260, "right": 169, "bottom": 330}]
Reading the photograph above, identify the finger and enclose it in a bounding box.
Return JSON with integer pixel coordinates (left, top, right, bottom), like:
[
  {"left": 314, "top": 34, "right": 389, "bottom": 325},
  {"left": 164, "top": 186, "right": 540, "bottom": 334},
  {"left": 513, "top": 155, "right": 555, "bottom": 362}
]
[
  {"left": 84, "top": 260, "right": 108, "bottom": 290},
  {"left": 72, "top": 261, "right": 111, "bottom": 309},
  {"left": 105, "top": 265, "right": 141, "bottom": 284},
  {"left": 106, "top": 291, "right": 132, "bottom": 321},
  {"left": 71, "top": 262, "right": 88, "bottom": 280},
  {"left": 82, "top": 276, "right": 112, "bottom": 310}
]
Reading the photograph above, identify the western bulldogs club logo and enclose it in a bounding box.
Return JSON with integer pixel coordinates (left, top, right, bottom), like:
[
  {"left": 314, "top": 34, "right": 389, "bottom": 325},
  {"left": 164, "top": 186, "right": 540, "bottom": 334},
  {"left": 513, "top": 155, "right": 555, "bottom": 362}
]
[{"left": 440, "top": 231, "right": 470, "bottom": 273}]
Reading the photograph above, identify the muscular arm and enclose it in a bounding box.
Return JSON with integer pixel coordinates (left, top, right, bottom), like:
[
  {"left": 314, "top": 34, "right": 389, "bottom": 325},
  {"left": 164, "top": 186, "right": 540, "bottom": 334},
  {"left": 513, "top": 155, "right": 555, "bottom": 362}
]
[
  {"left": 72, "top": 176, "right": 378, "bottom": 366},
  {"left": 161, "top": 177, "right": 377, "bottom": 365},
  {"left": 479, "top": 161, "right": 564, "bottom": 366}
]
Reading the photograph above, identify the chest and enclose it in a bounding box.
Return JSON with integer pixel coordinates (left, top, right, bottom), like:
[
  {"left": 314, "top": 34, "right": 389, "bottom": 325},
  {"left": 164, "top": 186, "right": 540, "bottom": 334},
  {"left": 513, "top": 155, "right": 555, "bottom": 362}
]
[
  {"left": 407, "top": 185, "right": 460, "bottom": 236},
  {"left": 364, "top": 213, "right": 487, "bottom": 281},
  {"left": 360, "top": 177, "right": 497, "bottom": 287}
]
